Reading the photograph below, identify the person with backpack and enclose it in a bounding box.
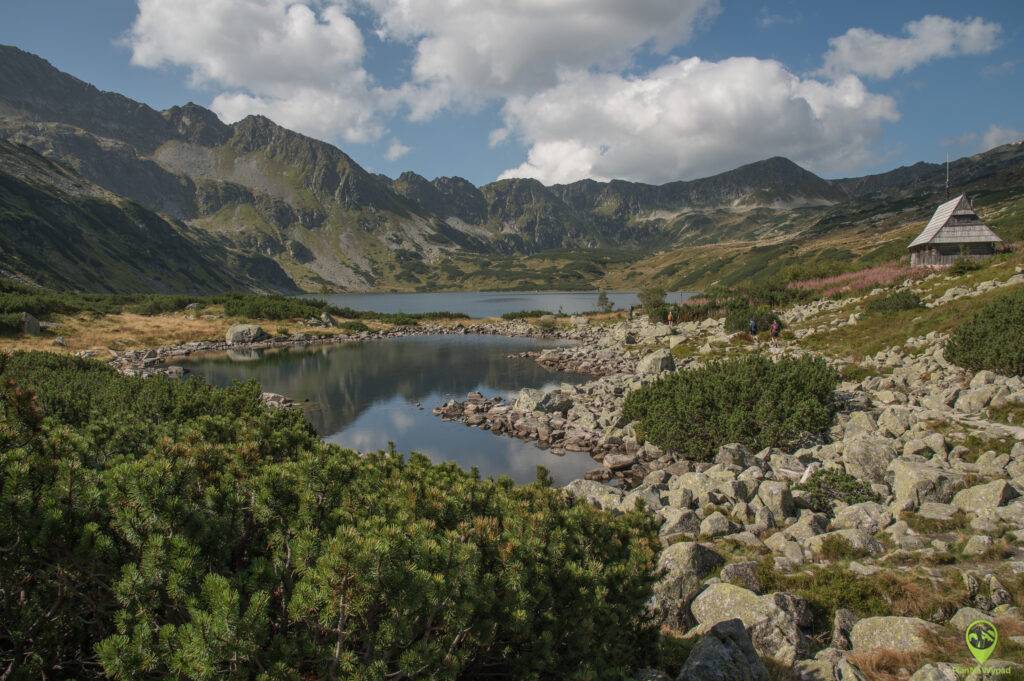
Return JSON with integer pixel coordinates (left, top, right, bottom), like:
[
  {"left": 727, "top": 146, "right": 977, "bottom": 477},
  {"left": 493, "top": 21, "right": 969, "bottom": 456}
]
[
  {"left": 748, "top": 317, "right": 758, "bottom": 342},
  {"left": 770, "top": 319, "right": 781, "bottom": 347}
]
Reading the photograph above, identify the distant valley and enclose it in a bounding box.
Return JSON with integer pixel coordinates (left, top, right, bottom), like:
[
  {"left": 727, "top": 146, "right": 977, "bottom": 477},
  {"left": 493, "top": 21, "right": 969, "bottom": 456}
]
[{"left": 1, "top": 44, "right": 1022, "bottom": 294}]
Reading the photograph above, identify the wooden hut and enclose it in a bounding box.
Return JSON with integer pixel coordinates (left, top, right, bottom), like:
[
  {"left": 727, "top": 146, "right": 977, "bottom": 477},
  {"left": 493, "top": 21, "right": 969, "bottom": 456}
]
[{"left": 908, "top": 194, "right": 1004, "bottom": 266}]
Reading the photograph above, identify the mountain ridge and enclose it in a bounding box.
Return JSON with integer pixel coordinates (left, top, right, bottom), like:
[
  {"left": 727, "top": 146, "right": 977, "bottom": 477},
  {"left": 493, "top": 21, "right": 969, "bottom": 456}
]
[{"left": 1, "top": 44, "right": 1022, "bottom": 293}]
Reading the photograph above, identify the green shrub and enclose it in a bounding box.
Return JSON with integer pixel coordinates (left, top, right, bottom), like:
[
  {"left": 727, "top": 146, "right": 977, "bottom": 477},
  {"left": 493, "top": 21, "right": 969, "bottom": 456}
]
[
  {"left": 223, "top": 294, "right": 331, "bottom": 320},
  {"left": 535, "top": 316, "right": 557, "bottom": 332},
  {"left": 950, "top": 258, "right": 982, "bottom": 276},
  {"left": 125, "top": 295, "right": 196, "bottom": 315},
  {"left": 946, "top": 287, "right": 1024, "bottom": 376},
  {"left": 639, "top": 287, "right": 668, "bottom": 321},
  {"left": 0, "top": 312, "right": 23, "bottom": 337},
  {"left": 0, "top": 352, "right": 659, "bottom": 680},
  {"left": 794, "top": 468, "right": 878, "bottom": 514},
  {"left": 501, "top": 309, "right": 548, "bottom": 320},
  {"left": 819, "top": 535, "right": 870, "bottom": 561},
  {"left": 864, "top": 291, "right": 922, "bottom": 313},
  {"left": 622, "top": 355, "right": 838, "bottom": 461},
  {"left": 723, "top": 303, "right": 780, "bottom": 334},
  {"left": 338, "top": 320, "right": 370, "bottom": 333}
]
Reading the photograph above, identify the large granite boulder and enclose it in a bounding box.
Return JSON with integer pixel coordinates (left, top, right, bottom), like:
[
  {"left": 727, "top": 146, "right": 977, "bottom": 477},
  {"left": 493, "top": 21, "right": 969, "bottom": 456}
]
[
  {"left": 562, "top": 479, "right": 624, "bottom": 513},
  {"left": 831, "top": 502, "right": 893, "bottom": 534},
  {"left": 651, "top": 542, "right": 724, "bottom": 629},
  {"left": 952, "top": 480, "right": 1017, "bottom": 511},
  {"left": 850, "top": 616, "right": 939, "bottom": 652},
  {"left": 690, "top": 583, "right": 812, "bottom": 665},
  {"left": 842, "top": 437, "right": 897, "bottom": 484},
  {"left": 676, "top": 619, "right": 768, "bottom": 681},
  {"left": 637, "top": 349, "right": 675, "bottom": 375},
  {"left": 225, "top": 324, "right": 268, "bottom": 344},
  {"left": 890, "top": 459, "right": 966, "bottom": 511}
]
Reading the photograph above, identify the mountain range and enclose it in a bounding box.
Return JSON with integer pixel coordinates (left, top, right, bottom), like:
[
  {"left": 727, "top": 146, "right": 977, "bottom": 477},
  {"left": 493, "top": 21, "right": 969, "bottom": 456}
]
[{"left": 1, "top": 44, "right": 1022, "bottom": 294}]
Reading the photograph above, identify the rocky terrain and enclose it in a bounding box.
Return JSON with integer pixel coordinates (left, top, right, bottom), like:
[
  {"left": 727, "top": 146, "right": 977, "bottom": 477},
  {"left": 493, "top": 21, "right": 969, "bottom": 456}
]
[{"left": 420, "top": 265, "right": 1024, "bottom": 680}]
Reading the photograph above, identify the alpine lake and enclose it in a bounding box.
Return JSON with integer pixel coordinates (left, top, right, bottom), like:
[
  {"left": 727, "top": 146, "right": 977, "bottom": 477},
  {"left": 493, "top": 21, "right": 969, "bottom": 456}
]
[{"left": 180, "top": 290, "right": 695, "bottom": 484}]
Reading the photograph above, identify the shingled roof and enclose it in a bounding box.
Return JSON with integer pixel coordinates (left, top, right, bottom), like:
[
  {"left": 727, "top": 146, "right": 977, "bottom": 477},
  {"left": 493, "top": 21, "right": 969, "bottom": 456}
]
[{"left": 908, "top": 194, "right": 1003, "bottom": 249}]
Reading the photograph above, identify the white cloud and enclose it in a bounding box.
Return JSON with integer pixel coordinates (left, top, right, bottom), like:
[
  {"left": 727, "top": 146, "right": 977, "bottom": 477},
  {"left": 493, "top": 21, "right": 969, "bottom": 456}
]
[
  {"left": 488, "top": 127, "right": 510, "bottom": 148},
  {"left": 363, "top": 0, "right": 720, "bottom": 118},
  {"left": 126, "top": 0, "right": 389, "bottom": 142},
  {"left": 819, "top": 15, "right": 1001, "bottom": 80},
  {"left": 497, "top": 57, "right": 898, "bottom": 185},
  {"left": 384, "top": 138, "right": 411, "bottom": 160},
  {"left": 981, "top": 125, "right": 1023, "bottom": 150}
]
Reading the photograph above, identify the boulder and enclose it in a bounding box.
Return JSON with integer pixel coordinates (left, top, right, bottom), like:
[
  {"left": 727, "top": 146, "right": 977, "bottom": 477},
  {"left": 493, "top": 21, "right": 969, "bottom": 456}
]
[
  {"left": 651, "top": 542, "right": 724, "bottom": 629},
  {"left": 831, "top": 608, "right": 857, "bottom": 650},
  {"left": 690, "top": 583, "right": 812, "bottom": 665},
  {"left": 831, "top": 502, "right": 893, "bottom": 534},
  {"left": 641, "top": 323, "right": 674, "bottom": 340},
  {"left": 890, "top": 459, "right": 966, "bottom": 511},
  {"left": 908, "top": 664, "right": 959, "bottom": 681},
  {"left": 700, "top": 511, "right": 732, "bottom": 538},
  {"left": 513, "top": 388, "right": 544, "bottom": 412},
  {"left": 962, "top": 534, "right": 993, "bottom": 556},
  {"left": 20, "top": 312, "right": 41, "bottom": 336},
  {"left": 878, "top": 406, "right": 914, "bottom": 438},
  {"left": 637, "top": 349, "right": 675, "bottom": 375},
  {"left": 804, "top": 529, "right": 883, "bottom": 558},
  {"left": 536, "top": 391, "right": 573, "bottom": 415},
  {"left": 716, "top": 443, "right": 756, "bottom": 468},
  {"left": 720, "top": 561, "right": 763, "bottom": 593},
  {"left": 952, "top": 480, "right": 1017, "bottom": 511},
  {"left": 850, "top": 616, "right": 939, "bottom": 652},
  {"left": 657, "top": 507, "right": 701, "bottom": 540},
  {"left": 225, "top": 324, "right": 268, "bottom": 344},
  {"left": 948, "top": 606, "right": 988, "bottom": 632},
  {"left": 842, "top": 437, "right": 897, "bottom": 484},
  {"left": 757, "top": 481, "right": 795, "bottom": 520},
  {"left": 677, "top": 618, "right": 768, "bottom": 681},
  {"left": 563, "top": 479, "right": 624, "bottom": 512}
]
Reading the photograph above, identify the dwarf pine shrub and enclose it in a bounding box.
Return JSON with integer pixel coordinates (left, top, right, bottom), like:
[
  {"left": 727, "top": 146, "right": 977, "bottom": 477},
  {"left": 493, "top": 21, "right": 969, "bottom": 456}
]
[
  {"left": 0, "top": 312, "right": 23, "bottom": 336},
  {"left": 945, "top": 287, "right": 1024, "bottom": 376},
  {"left": 622, "top": 354, "right": 838, "bottom": 461},
  {"left": 723, "top": 303, "right": 780, "bottom": 334},
  {"left": 0, "top": 352, "right": 659, "bottom": 680},
  {"left": 864, "top": 290, "right": 922, "bottom": 313},
  {"left": 795, "top": 468, "right": 878, "bottom": 514}
]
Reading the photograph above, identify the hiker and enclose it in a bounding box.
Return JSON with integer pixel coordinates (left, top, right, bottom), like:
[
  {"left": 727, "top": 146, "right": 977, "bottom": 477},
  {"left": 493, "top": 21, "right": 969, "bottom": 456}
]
[
  {"left": 627, "top": 305, "right": 633, "bottom": 322},
  {"left": 770, "top": 319, "right": 781, "bottom": 347},
  {"left": 667, "top": 307, "right": 674, "bottom": 326},
  {"left": 748, "top": 317, "right": 758, "bottom": 342}
]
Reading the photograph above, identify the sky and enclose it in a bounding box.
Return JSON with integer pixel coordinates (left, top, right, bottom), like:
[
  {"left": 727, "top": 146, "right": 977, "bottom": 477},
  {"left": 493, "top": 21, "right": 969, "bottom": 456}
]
[{"left": 1, "top": 0, "right": 1022, "bottom": 186}]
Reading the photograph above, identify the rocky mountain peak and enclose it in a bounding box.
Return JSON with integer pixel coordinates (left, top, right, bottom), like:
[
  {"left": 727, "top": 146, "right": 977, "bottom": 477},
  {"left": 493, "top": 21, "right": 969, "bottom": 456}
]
[{"left": 162, "top": 103, "right": 231, "bottom": 146}]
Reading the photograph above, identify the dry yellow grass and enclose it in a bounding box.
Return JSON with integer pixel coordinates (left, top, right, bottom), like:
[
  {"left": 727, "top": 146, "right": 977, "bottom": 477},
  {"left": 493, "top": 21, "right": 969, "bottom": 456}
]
[{"left": 0, "top": 312, "right": 362, "bottom": 355}]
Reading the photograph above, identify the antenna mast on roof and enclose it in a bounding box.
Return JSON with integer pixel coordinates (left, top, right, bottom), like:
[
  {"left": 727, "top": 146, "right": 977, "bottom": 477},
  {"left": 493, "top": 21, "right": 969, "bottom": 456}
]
[{"left": 945, "top": 153, "right": 949, "bottom": 200}]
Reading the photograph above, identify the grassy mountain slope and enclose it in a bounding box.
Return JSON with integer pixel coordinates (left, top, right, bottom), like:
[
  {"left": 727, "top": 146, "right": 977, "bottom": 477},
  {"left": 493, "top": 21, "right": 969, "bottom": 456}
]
[{"left": 0, "top": 140, "right": 296, "bottom": 293}]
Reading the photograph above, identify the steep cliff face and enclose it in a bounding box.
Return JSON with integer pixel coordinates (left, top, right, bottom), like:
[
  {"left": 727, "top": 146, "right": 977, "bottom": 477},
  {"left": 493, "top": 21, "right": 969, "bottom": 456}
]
[{"left": 0, "top": 140, "right": 295, "bottom": 293}]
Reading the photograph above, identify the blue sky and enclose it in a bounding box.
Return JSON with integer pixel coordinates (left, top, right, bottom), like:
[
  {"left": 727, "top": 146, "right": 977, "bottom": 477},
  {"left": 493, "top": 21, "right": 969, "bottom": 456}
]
[{"left": 1, "top": 0, "right": 1021, "bottom": 186}]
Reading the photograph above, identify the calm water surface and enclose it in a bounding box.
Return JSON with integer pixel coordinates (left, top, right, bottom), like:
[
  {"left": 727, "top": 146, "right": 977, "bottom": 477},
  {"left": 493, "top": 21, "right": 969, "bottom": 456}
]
[
  {"left": 303, "top": 290, "right": 696, "bottom": 317},
  {"left": 180, "top": 335, "right": 596, "bottom": 484}
]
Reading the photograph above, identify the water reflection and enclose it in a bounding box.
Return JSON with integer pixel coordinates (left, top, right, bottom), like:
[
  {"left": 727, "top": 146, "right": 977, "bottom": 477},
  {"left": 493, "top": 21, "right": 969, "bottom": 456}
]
[{"left": 179, "top": 335, "right": 596, "bottom": 484}]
